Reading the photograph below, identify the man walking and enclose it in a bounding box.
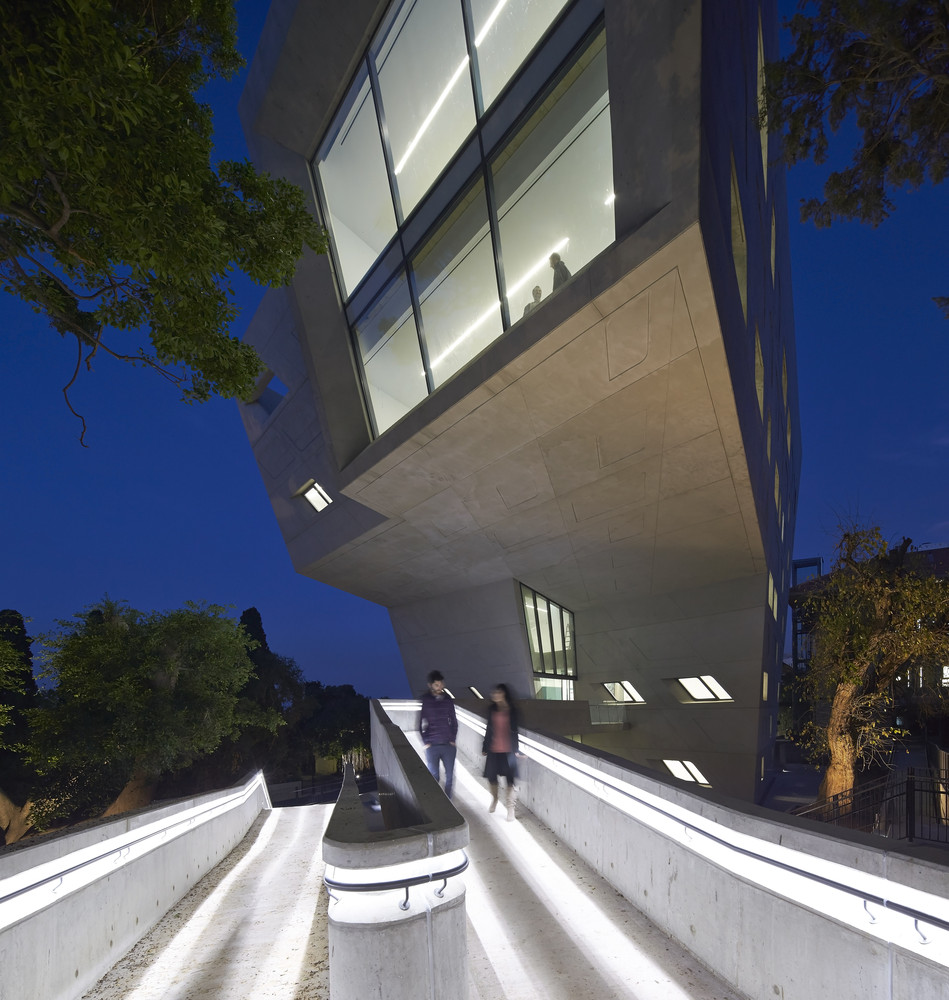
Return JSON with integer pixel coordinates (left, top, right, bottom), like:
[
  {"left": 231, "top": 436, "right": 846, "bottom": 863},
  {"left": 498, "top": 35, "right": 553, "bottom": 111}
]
[{"left": 420, "top": 670, "right": 458, "bottom": 799}]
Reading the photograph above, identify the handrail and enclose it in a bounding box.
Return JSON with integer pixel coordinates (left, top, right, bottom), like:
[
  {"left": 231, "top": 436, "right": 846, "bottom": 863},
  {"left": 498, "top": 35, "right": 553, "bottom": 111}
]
[
  {"left": 0, "top": 771, "right": 269, "bottom": 931},
  {"left": 453, "top": 708, "right": 949, "bottom": 941},
  {"left": 325, "top": 853, "right": 469, "bottom": 911}
]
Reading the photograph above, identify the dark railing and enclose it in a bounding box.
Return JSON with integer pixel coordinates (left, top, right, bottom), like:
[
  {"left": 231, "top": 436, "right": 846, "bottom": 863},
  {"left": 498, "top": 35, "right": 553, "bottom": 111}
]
[{"left": 795, "top": 768, "right": 949, "bottom": 845}]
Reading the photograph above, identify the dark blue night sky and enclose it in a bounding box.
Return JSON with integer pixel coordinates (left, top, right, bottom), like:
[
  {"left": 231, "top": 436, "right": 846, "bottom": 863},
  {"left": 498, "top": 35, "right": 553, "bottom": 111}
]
[{"left": 3, "top": 1, "right": 947, "bottom": 697}]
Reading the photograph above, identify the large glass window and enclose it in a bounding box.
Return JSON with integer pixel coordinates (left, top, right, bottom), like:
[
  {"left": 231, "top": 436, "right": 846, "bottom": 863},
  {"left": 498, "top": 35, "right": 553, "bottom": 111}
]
[
  {"left": 470, "top": 0, "right": 570, "bottom": 110},
  {"left": 355, "top": 273, "right": 428, "bottom": 434},
  {"left": 313, "top": 4, "right": 614, "bottom": 436},
  {"left": 373, "top": 0, "right": 476, "bottom": 219},
  {"left": 492, "top": 32, "right": 613, "bottom": 321},
  {"left": 521, "top": 583, "right": 576, "bottom": 698},
  {"left": 314, "top": 68, "right": 397, "bottom": 298},
  {"left": 412, "top": 179, "right": 502, "bottom": 387}
]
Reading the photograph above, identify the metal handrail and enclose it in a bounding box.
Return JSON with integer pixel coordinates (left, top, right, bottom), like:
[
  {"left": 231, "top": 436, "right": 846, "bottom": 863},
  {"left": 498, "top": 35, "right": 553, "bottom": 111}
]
[
  {"left": 0, "top": 772, "right": 267, "bottom": 911},
  {"left": 325, "top": 853, "right": 469, "bottom": 910},
  {"left": 474, "top": 717, "right": 949, "bottom": 937}
]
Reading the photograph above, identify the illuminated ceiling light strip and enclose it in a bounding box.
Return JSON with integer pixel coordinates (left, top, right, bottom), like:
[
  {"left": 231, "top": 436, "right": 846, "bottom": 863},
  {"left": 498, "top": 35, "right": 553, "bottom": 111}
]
[
  {"left": 474, "top": 0, "right": 509, "bottom": 46},
  {"left": 506, "top": 238, "right": 569, "bottom": 300},
  {"left": 430, "top": 299, "right": 500, "bottom": 368},
  {"left": 394, "top": 56, "right": 471, "bottom": 176}
]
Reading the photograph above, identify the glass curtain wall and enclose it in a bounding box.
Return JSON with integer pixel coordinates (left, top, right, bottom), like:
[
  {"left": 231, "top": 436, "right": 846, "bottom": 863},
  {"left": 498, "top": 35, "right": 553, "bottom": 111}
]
[{"left": 313, "top": 0, "right": 614, "bottom": 435}]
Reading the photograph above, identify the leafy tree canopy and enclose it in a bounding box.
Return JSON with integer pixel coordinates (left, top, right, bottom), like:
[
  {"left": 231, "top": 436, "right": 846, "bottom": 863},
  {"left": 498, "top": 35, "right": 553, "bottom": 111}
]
[
  {"left": 28, "top": 596, "right": 264, "bottom": 826},
  {"left": 0, "top": 0, "right": 326, "bottom": 439},
  {"left": 764, "top": 1, "right": 948, "bottom": 315},
  {"left": 795, "top": 525, "right": 949, "bottom": 800}
]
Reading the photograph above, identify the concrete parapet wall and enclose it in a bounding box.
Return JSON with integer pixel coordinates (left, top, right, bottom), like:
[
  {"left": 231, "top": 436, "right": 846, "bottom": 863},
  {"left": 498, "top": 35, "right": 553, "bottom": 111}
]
[
  {"left": 393, "top": 702, "right": 949, "bottom": 1000},
  {"left": 0, "top": 772, "right": 271, "bottom": 1000},
  {"left": 323, "top": 702, "right": 469, "bottom": 1000}
]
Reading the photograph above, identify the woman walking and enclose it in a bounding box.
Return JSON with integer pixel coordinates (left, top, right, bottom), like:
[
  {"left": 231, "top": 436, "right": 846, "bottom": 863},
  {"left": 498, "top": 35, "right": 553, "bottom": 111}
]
[{"left": 482, "top": 684, "right": 520, "bottom": 821}]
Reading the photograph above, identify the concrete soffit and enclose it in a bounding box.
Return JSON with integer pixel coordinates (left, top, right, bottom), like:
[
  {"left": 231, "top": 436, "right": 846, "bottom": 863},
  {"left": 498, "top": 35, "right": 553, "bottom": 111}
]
[{"left": 305, "top": 222, "right": 766, "bottom": 607}]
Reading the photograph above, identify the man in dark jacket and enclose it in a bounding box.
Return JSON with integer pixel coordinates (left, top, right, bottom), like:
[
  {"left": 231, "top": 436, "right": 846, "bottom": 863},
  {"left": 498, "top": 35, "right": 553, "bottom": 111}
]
[{"left": 420, "top": 670, "right": 458, "bottom": 799}]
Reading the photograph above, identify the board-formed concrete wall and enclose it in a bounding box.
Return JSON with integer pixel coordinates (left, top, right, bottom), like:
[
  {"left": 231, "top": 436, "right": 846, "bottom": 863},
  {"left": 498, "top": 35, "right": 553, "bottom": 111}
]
[{"left": 0, "top": 772, "right": 271, "bottom": 1000}]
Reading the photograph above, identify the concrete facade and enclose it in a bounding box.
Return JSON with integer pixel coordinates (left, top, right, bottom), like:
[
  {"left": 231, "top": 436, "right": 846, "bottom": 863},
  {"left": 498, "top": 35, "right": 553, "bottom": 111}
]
[{"left": 237, "top": 0, "right": 800, "bottom": 801}]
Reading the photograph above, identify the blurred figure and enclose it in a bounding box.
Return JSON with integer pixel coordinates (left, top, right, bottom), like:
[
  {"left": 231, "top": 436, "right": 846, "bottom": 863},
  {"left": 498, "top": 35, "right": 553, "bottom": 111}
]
[
  {"left": 482, "top": 683, "right": 521, "bottom": 820},
  {"left": 420, "top": 670, "right": 458, "bottom": 799}
]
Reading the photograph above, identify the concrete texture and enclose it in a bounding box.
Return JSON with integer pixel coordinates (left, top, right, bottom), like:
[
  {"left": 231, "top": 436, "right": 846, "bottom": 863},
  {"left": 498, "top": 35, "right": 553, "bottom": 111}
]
[
  {"left": 0, "top": 773, "right": 270, "bottom": 1000},
  {"left": 236, "top": 0, "right": 799, "bottom": 803},
  {"left": 78, "top": 763, "right": 748, "bottom": 1000}
]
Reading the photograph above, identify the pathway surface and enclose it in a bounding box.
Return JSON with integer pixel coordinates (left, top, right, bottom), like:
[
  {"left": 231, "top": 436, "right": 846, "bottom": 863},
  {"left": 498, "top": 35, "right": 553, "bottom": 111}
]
[{"left": 81, "top": 750, "right": 746, "bottom": 1000}]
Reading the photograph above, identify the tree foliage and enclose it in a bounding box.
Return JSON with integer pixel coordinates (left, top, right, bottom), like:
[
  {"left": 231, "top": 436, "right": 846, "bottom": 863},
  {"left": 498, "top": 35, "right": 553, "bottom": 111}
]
[
  {"left": 795, "top": 525, "right": 949, "bottom": 800},
  {"left": 0, "top": 0, "right": 326, "bottom": 439},
  {"left": 764, "top": 1, "right": 948, "bottom": 315},
  {"left": 28, "top": 597, "right": 263, "bottom": 827}
]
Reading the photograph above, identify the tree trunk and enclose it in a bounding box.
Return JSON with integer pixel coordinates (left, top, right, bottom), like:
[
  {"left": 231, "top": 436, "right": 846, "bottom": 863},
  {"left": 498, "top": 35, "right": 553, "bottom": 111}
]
[
  {"left": 102, "top": 768, "right": 156, "bottom": 817},
  {"left": 0, "top": 787, "right": 33, "bottom": 844},
  {"left": 818, "top": 679, "right": 860, "bottom": 804}
]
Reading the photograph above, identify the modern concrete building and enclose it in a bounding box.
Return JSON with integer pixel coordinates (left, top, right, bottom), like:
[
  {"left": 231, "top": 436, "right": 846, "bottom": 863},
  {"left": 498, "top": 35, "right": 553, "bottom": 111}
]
[{"left": 237, "top": 0, "right": 800, "bottom": 801}]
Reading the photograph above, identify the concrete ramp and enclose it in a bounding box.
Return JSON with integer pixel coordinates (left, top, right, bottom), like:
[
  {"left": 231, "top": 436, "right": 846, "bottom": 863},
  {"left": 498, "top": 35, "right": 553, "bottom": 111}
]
[{"left": 80, "top": 805, "right": 331, "bottom": 1000}]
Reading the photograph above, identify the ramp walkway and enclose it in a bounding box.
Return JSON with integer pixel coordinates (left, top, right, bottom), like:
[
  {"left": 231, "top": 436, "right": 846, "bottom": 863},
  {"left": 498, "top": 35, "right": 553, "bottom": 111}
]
[{"left": 79, "top": 749, "right": 742, "bottom": 1000}]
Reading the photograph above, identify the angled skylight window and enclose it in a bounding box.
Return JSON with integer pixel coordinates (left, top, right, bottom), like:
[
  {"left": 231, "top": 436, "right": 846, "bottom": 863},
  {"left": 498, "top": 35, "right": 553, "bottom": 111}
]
[
  {"left": 677, "top": 675, "right": 732, "bottom": 701},
  {"left": 602, "top": 681, "right": 645, "bottom": 703},
  {"left": 662, "top": 759, "right": 710, "bottom": 785}
]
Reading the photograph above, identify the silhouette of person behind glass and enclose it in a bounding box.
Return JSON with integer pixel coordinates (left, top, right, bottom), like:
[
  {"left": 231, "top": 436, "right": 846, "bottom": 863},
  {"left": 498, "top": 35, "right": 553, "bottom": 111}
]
[
  {"left": 549, "top": 252, "right": 571, "bottom": 291},
  {"left": 523, "top": 285, "right": 543, "bottom": 316}
]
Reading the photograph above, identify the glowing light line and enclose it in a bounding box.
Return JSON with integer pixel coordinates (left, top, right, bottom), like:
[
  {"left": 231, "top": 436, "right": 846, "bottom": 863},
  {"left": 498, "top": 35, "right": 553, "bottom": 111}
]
[
  {"left": 474, "top": 0, "right": 509, "bottom": 46},
  {"left": 394, "top": 56, "right": 471, "bottom": 176},
  {"left": 429, "top": 238, "right": 569, "bottom": 370}
]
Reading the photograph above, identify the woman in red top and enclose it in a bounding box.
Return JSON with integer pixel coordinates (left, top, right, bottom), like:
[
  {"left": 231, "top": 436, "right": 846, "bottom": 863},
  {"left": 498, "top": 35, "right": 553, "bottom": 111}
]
[{"left": 482, "top": 684, "right": 520, "bottom": 820}]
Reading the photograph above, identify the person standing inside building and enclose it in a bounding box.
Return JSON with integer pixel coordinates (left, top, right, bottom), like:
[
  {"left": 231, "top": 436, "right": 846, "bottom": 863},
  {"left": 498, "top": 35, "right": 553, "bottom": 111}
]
[
  {"left": 482, "top": 683, "right": 520, "bottom": 821},
  {"left": 549, "top": 252, "right": 571, "bottom": 291},
  {"left": 420, "top": 670, "right": 458, "bottom": 799},
  {"left": 523, "top": 284, "right": 543, "bottom": 316}
]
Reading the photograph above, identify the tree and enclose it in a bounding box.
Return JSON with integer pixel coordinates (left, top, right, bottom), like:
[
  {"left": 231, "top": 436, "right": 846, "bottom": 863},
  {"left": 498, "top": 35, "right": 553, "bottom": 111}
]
[
  {"left": 764, "top": 1, "right": 948, "bottom": 315},
  {"left": 25, "top": 597, "right": 268, "bottom": 833},
  {"left": 0, "top": 610, "right": 39, "bottom": 844},
  {"left": 794, "top": 525, "right": 949, "bottom": 801},
  {"left": 0, "top": 0, "right": 326, "bottom": 441}
]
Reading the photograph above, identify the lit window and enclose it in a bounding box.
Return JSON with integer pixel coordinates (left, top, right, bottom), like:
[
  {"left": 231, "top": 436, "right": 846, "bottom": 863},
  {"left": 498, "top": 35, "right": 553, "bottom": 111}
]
[
  {"left": 602, "top": 681, "right": 645, "bottom": 704},
  {"left": 300, "top": 481, "right": 333, "bottom": 512},
  {"left": 521, "top": 582, "right": 576, "bottom": 690},
  {"left": 314, "top": 5, "right": 615, "bottom": 438},
  {"left": 677, "top": 676, "right": 732, "bottom": 702},
  {"left": 762, "top": 670, "right": 769, "bottom": 701},
  {"left": 662, "top": 759, "right": 710, "bottom": 785},
  {"left": 941, "top": 666, "right": 949, "bottom": 689}
]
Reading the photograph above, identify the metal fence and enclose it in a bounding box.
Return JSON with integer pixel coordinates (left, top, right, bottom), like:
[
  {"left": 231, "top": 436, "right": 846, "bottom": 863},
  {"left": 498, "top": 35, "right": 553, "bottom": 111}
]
[{"left": 795, "top": 767, "right": 949, "bottom": 845}]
